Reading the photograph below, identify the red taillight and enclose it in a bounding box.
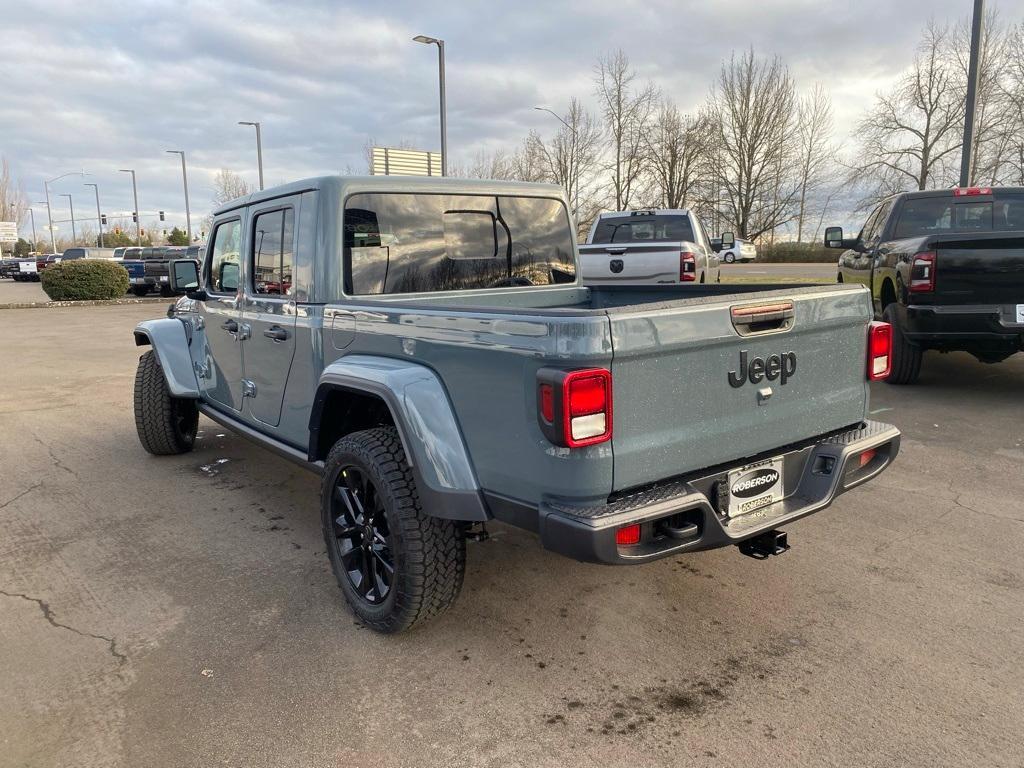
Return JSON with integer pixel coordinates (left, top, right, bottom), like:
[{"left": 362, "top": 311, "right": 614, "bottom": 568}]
[
  {"left": 536, "top": 367, "right": 612, "bottom": 448},
  {"left": 909, "top": 251, "right": 936, "bottom": 293},
  {"left": 868, "top": 321, "right": 892, "bottom": 381},
  {"left": 679, "top": 252, "right": 696, "bottom": 282},
  {"left": 953, "top": 186, "right": 992, "bottom": 196},
  {"left": 616, "top": 523, "right": 641, "bottom": 546}
]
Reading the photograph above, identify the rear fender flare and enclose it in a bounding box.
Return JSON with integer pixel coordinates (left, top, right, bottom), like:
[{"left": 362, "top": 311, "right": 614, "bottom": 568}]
[
  {"left": 134, "top": 318, "right": 200, "bottom": 398},
  {"left": 311, "top": 355, "right": 488, "bottom": 522}
]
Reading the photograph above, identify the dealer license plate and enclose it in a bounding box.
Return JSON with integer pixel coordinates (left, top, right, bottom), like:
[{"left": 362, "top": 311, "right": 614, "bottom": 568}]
[
  {"left": 1016, "top": 304, "right": 1024, "bottom": 324},
  {"left": 727, "top": 458, "right": 784, "bottom": 518}
]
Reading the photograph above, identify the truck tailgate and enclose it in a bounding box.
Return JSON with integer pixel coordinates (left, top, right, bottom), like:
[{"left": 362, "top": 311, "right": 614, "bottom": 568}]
[
  {"left": 932, "top": 233, "right": 1024, "bottom": 305},
  {"left": 608, "top": 286, "right": 871, "bottom": 492},
  {"left": 579, "top": 243, "right": 682, "bottom": 285}
]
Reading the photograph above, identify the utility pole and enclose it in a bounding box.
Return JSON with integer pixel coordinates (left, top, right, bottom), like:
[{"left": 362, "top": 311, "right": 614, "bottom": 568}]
[
  {"left": 959, "top": 0, "right": 985, "bottom": 187},
  {"left": 84, "top": 183, "right": 103, "bottom": 246},
  {"left": 119, "top": 169, "right": 141, "bottom": 245},
  {"left": 238, "top": 122, "right": 264, "bottom": 190},
  {"left": 29, "top": 206, "right": 38, "bottom": 251},
  {"left": 166, "top": 150, "right": 192, "bottom": 240},
  {"left": 60, "top": 194, "right": 77, "bottom": 243},
  {"left": 43, "top": 171, "right": 85, "bottom": 252}
]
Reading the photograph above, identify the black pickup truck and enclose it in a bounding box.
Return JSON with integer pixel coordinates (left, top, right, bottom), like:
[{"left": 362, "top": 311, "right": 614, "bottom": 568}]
[{"left": 828, "top": 187, "right": 1024, "bottom": 384}]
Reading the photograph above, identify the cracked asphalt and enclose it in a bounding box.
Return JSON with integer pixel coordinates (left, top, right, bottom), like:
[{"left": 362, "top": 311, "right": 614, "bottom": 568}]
[{"left": 1, "top": 302, "right": 1023, "bottom": 768}]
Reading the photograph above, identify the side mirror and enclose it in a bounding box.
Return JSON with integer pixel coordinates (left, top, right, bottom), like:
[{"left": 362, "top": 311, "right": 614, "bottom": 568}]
[
  {"left": 710, "top": 238, "right": 723, "bottom": 253},
  {"left": 824, "top": 226, "right": 845, "bottom": 249},
  {"left": 169, "top": 259, "right": 202, "bottom": 298},
  {"left": 720, "top": 231, "right": 735, "bottom": 249}
]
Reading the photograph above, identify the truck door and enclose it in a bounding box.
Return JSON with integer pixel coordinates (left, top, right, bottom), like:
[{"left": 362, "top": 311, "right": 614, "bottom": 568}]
[
  {"left": 198, "top": 217, "right": 245, "bottom": 411},
  {"left": 239, "top": 199, "right": 299, "bottom": 429}
]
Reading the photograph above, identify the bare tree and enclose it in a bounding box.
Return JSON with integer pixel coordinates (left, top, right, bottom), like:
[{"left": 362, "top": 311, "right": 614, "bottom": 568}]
[
  {"left": 853, "top": 22, "right": 963, "bottom": 196},
  {"left": 644, "top": 102, "right": 708, "bottom": 210},
  {"left": 1004, "top": 23, "right": 1024, "bottom": 184},
  {"left": 534, "top": 99, "right": 603, "bottom": 217},
  {"left": 594, "top": 50, "right": 658, "bottom": 209},
  {"left": 709, "top": 48, "right": 799, "bottom": 240},
  {"left": 212, "top": 168, "right": 253, "bottom": 206},
  {"left": 794, "top": 84, "right": 837, "bottom": 241}
]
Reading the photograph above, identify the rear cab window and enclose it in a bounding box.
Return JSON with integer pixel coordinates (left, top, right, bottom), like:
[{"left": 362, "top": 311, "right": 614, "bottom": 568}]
[
  {"left": 894, "top": 192, "right": 1024, "bottom": 238},
  {"left": 343, "top": 193, "right": 576, "bottom": 295},
  {"left": 591, "top": 214, "right": 695, "bottom": 244}
]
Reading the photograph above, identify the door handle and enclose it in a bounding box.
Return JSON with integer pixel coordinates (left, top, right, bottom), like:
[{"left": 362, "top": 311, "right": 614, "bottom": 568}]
[
  {"left": 263, "top": 325, "right": 289, "bottom": 342},
  {"left": 222, "top": 319, "right": 238, "bottom": 334}
]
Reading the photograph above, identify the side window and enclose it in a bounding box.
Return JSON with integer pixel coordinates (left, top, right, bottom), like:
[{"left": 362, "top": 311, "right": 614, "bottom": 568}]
[
  {"left": 251, "top": 208, "right": 295, "bottom": 296},
  {"left": 858, "top": 206, "right": 883, "bottom": 245},
  {"left": 695, "top": 216, "right": 713, "bottom": 251},
  {"left": 206, "top": 219, "right": 242, "bottom": 294}
]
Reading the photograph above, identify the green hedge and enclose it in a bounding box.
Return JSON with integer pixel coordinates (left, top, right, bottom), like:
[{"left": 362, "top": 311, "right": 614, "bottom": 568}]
[
  {"left": 40, "top": 259, "right": 130, "bottom": 301},
  {"left": 756, "top": 243, "right": 835, "bottom": 263}
]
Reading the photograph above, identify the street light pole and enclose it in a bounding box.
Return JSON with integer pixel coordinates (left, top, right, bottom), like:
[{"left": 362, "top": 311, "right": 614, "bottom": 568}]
[
  {"left": 413, "top": 35, "right": 448, "bottom": 176},
  {"left": 42, "top": 170, "right": 84, "bottom": 252},
  {"left": 534, "top": 106, "right": 579, "bottom": 218},
  {"left": 119, "top": 169, "right": 140, "bottom": 245},
  {"left": 29, "top": 207, "right": 38, "bottom": 251},
  {"left": 238, "top": 122, "right": 264, "bottom": 190},
  {"left": 166, "top": 150, "right": 192, "bottom": 240},
  {"left": 959, "top": 0, "right": 985, "bottom": 188},
  {"left": 60, "top": 194, "right": 77, "bottom": 244},
  {"left": 84, "top": 183, "right": 103, "bottom": 246}
]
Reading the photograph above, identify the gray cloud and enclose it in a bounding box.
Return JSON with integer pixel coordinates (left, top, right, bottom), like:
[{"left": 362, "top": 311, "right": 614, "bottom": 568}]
[{"left": 0, "top": 0, "right": 1011, "bottom": 238}]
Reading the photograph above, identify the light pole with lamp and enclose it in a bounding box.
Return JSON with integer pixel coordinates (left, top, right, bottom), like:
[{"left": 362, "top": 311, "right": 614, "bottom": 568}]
[
  {"left": 165, "top": 150, "right": 192, "bottom": 240},
  {"left": 237, "top": 122, "right": 264, "bottom": 190},
  {"left": 534, "top": 106, "right": 579, "bottom": 219},
  {"left": 412, "top": 35, "right": 447, "bottom": 176},
  {"left": 84, "top": 183, "right": 103, "bottom": 246},
  {"left": 119, "top": 169, "right": 141, "bottom": 245},
  {"left": 59, "top": 193, "right": 77, "bottom": 244},
  {"left": 43, "top": 170, "right": 85, "bottom": 253}
]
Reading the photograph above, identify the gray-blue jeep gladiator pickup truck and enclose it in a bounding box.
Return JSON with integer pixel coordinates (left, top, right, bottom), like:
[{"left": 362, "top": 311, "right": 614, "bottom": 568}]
[{"left": 133, "top": 176, "right": 900, "bottom": 633}]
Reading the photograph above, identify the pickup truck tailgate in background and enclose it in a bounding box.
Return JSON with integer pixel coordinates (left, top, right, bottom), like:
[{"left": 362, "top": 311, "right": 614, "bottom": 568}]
[
  {"left": 931, "top": 233, "right": 1024, "bottom": 305},
  {"left": 608, "top": 287, "right": 871, "bottom": 492},
  {"left": 578, "top": 243, "right": 682, "bottom": 284}
]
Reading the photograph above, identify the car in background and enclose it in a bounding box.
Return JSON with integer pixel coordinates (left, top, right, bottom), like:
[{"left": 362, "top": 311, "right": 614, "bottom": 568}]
[
  {"left": 0, "top": 257, "right": 23, "bottom": 278},
  {"left": 128, "top": 246, "right": 201, "bottom": 296},
  {"left": 828, "top": 185, "right": 1024, "bottom": 383},
  {"left": 578, "top": 208, "right": 720, "bottom": 285},
  {"left": 61, "top": 246, "right": 119, "bottom": 261},
  {"left": 714, "top": 237, "right": 758, "bottom": 263}
]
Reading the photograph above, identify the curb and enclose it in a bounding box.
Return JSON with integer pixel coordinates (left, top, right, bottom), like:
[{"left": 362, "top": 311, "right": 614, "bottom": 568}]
[{"left": 0, "top": 297, "right": 170, "bottom": 310}]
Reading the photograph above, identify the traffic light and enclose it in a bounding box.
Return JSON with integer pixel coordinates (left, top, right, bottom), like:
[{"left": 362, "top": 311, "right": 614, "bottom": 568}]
[
  {"left": 132, "top": 212, "right": 138, "bottom": 223},
  {"left": 101, "top": 214, "right": 107, "bottom": 226},
  {"left": 159, "top": 211, "right": 165, "bottom": 221}
]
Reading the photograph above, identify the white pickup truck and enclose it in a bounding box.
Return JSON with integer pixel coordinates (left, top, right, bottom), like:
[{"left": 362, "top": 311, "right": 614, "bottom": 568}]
[{"left": 578, "top": 209, "right": 720, "bottom": 285}]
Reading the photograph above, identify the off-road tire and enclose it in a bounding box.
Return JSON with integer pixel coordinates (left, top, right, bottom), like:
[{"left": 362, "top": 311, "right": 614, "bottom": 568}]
[
  {"left": 321, "top": 427, "right": 465, "bottom": 633},
  {"left": 882, "top": 304, "right": 922, "bottom": 385},
  {"left": 134, "top": 350, "right": 199, "bottom": 454}
]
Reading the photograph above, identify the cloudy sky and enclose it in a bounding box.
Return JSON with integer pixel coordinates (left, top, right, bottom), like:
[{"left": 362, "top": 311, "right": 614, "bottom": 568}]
[{"left": 0, "top": 0, "right": 1006, "bottom": 240}]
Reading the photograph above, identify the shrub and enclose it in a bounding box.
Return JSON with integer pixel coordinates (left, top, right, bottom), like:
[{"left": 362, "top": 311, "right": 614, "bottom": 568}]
[
  {"left": 756, "top": 242, "right": 835, "bottom": 263},
  {"left": 40, "top": 259, "right": 130, "bottom": 301}
]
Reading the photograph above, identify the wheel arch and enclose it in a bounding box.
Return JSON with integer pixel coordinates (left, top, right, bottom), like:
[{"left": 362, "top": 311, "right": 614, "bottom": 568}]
[
  {"left": 311, "top": 356, "right": 489, "bottom": 522},
  {"left": 134, "top": 319, "right": 200, "bottom": 398}
]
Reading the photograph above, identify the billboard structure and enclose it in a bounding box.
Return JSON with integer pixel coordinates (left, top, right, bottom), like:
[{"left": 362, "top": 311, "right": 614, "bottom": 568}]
[{"left": 370, "top": 147, "right": 443, "bottom": 177}]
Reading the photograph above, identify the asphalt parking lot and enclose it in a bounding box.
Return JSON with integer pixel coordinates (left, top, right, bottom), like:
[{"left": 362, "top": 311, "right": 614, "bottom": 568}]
[{"left": 2, "top": 299, "right": 1022, "bottom": 768}]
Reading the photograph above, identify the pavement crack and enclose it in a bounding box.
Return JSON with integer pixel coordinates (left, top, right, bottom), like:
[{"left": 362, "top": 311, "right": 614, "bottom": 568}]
[
  {"left": 0, "top": 482, "right": 42, "bottom": 510},
  {"left": 32, "top": 432, "right": 77, "bottom": 478},
  {"left": 0, "top": 588, "right": 128, "bottom": 667}
]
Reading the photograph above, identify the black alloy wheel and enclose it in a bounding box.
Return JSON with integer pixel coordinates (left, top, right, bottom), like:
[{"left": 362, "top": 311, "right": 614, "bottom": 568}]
[{"left": 329, "top": 465, "right": 394, "bottom": 604}]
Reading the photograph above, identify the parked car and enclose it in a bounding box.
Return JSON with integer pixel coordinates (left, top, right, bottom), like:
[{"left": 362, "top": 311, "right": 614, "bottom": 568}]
[
  {"left": 715, "top": 237, "right": 758, "bottom": 263},
  {"left": 61, "top": 247, "right": 119, "bottom": 260},
  {"left": 0, "top": 257, "right": 22, "bottom": 278},
  {"left": 828, "top": 186, "right": 1024, "bottom": 384},
  {"left": 133, "top": 175, "right": 900, "bottom": 634},
  {"left": 578, "top": 208, "right": 720, "bottom": 285}
]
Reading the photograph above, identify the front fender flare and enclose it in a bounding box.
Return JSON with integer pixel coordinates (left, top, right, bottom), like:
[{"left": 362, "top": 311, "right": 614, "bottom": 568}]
[
  {"left": 311, "top": 355, "right": 488, "bottom": 522},
  {"left": 134, "top": 318, "right": 200, "bottom": 398}
]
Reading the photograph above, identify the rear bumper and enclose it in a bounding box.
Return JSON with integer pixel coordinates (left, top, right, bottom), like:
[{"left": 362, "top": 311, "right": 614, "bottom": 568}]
[
  {"left": 500, "top": 421, "right": 900, "bottom": 565},
  {"left": 904, "top": 303, "right": 1024, "bottom": 346}
]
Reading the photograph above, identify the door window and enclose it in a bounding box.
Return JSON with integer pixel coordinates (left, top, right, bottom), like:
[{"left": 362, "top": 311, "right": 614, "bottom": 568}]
[
  {"left": 207, "top": 219, "right": 242, "bottom": 294},
  {"left": 250, "top": 208, "right": 295, "bottom": 296}
]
